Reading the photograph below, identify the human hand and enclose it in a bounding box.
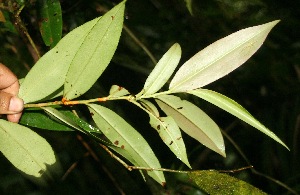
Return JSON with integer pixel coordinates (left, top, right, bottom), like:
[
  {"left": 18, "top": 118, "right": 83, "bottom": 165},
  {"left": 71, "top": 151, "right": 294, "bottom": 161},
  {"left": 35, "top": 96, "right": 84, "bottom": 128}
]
[{"left": 0, "top": 63, "right": 24, "bottom": 123}]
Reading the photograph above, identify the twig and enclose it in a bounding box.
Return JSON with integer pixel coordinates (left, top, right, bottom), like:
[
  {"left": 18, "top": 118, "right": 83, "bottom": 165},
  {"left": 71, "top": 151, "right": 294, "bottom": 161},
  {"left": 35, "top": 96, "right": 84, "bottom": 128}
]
[
  {"left": 13, "top": 5, "right": 41, "bottom": 59},
  {"left": 24, "top": 94, "right": 137, "bottom": 108},
  {"left": 222, "top": 129, "right": 298, "bottom": 195},
  {"left": 99, "top": 143, "right": 187, "bottom": 173},
  {"left": 218, "top": 165, "right": 254, "bottom": 173},
  {"left": 100, "top": 143, "right": 253, "bottom": 175},
  {"left": 62, "top": 135, "right": 126, "bottom": 195},
  {"left": 61, "top": 152, "right": 90, "bottom": 181},
  {"left": 123, "top": 25, "right": 157, "bottom": 65}
]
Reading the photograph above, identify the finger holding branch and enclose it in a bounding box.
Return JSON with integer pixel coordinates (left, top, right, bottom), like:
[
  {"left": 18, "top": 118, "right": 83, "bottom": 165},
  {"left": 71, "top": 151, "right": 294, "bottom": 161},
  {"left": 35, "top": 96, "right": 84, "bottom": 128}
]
[{"left": 0, "top": 63, "right": 24, "bottom": 122}]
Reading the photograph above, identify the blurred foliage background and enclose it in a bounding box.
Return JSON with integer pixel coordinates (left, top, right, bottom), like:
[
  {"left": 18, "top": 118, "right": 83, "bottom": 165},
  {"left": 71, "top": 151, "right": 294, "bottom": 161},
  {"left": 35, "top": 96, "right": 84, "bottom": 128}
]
[{"left": 0, "top": 0, "right": 299, "bottom": 194}]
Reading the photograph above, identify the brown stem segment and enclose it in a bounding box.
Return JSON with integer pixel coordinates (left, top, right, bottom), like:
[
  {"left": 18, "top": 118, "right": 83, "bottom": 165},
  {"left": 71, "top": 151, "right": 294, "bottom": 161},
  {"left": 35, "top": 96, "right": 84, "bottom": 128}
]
[{"left": 24, "top": 96, "right": 114, "bottom": 108}]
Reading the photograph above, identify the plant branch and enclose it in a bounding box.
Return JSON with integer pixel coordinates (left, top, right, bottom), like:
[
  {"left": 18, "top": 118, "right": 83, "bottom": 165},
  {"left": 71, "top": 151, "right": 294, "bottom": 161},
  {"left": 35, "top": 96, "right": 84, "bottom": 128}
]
[
  {"left": 23, "top": 95, "right": 134, "bottom": 108},
  {"left": 222, "top": 129, "right": 298, "bottom": 195},
  {"left": 123, "top": 25, "right": 157, "bottom": 65},
  {"left": 13, "top": 5, "right": 41, "bottom": 60},
  {"left": 100, "top": 143, "right": 255, "bottom": 174},
  {"left": 100, "top": 143, "right": 188, "bottom": 173}
]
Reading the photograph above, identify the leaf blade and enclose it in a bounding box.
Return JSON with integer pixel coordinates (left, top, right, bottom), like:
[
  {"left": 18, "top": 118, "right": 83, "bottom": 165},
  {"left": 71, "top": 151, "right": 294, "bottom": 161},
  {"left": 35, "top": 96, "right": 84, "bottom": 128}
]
[
  {"left": 19, "top": 17, "right": 100, "bottom": 103},
  {"left": 63, "top": 1, "right": 125, "bottom": 100},
  {"left": 149, "top": 116, "right": 191, "bottom": 168},
  {"left": 189, "top": 89, "right": 289, "bottom": 149},
  {"left": 108, "top": 85, "right": 130, "bottom": 98},
  {"left": 20, "top": 110, "right": 73, "bottom": 131},
  {"left": 140, "top": 43, "right": 181, "bottom": 96},
  {"left": 88, "top": 104, "right": 165, "bottom": 185},
  {"left": 169, "top": 20, "right": 280, "bottom": 92},
  {"left": 0, "top": 120, "right": 61, "bottom": 185},
  {"left": 38, "top": 0, "right": 62, "bottom": 48},
  {"left": 156, "top": 95, "right": 225, "bottom": 157},
  {"left": 139, "top": 99, "right": 160, "bottom": 118},
  {"left": 189, "top": 170, "right": 267, "bottom": 195},
  {"left": 42, "top": 107, "right": 84, "bottom": 133}
]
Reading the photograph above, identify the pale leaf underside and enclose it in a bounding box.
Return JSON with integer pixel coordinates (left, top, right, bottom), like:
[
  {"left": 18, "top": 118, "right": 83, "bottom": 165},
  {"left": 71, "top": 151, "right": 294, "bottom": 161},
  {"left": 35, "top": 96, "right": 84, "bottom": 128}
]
[
  {"left": 0, "top": 120, "right": 59, "bottom": 185},
  {"left": 149, "top": 115, "right": 191, "bottom": 168},
  {"left": 63, "top": 1, "right": 125, "bottom": 100},
  {"left": 141, "top": 43, "right": 181, "bottom": 97},
  {"left": 156, "top": 95, "right": 225, "bottom": 157},
  {"left": 169, "top": 20, "right": 280, "bottom": 92}
]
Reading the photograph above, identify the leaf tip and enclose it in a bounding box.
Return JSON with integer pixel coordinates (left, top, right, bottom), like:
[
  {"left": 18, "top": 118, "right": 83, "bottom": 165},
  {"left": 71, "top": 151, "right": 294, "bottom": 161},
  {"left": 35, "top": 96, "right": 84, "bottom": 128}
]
[
  {"left": 282, "top": 142, "right": 290, "bottom": 151},
  {"left": 218, "top": 144, "right": 226, "bottom": 157},
  {"left": 265, "top": 20, "right": 280, "bottom": 29}
]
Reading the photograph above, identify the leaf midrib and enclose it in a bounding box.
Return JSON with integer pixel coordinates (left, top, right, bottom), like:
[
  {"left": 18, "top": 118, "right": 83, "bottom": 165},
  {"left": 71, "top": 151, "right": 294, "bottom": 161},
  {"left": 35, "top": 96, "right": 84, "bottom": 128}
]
[{"left": 0, "top": 123, "right": 45, "bottom": 173}]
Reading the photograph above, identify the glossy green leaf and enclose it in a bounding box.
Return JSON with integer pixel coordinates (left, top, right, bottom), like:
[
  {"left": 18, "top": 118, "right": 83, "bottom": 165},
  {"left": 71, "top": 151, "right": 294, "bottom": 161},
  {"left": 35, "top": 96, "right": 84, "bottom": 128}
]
[
  {"left": 156, "top": 95, "right": 225, "bottom": 157},
  {"left": 149, "top": 116, "right": 191, "bottom": 168},
  {"left": 38, "top": 0, "right": 62, "bottom": 48},
  {"left": 20, "top": 110, "right": 73, "bottom": 131},
  {"left": 88, "top": 104, "right": 165, "bottom": 185},
  {"left": 108, "top": 85, "right": 130, "bottom": 98},
  {"left": 20, "top": 109, "right": 102, "bottom": 134},
  {"left": 19, "top": 16, "right": 100, "bottom": 103},
  {"left": 0, "top": 119, "right": 61, "bottom": 185},
  {"left": 188, "top": 170, "right": 267, "bottom": 195},
  {"left": 63, "top": 1, "right": 125, "bottom": 100},
  {"left": 169, "top": 20, "right": 280, "bottom": 92},
  {"left": 139, "top": 43, "right": 181, "bottom": 97},
  {"left": 189, "top": 89, "right": 289, "bottom": 149},
  {"left": 42, "top": 107, "right": 84, "bottom": 133},
  {"left": 62, "top": 110, "right": 102, "bottom": 134}
]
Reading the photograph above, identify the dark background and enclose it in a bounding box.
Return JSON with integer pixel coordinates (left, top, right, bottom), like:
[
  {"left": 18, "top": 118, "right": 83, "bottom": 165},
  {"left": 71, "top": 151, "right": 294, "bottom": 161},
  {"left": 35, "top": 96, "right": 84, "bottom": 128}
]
[{"left": 0, "top": 0, "right": 299, "bottom": 194}]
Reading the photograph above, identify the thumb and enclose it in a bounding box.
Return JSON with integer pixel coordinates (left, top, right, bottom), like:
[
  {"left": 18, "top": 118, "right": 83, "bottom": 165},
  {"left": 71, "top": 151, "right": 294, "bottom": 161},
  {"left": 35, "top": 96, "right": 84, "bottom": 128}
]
[{"left": 0, "top": 91, "right": 24, "bottom": 114}]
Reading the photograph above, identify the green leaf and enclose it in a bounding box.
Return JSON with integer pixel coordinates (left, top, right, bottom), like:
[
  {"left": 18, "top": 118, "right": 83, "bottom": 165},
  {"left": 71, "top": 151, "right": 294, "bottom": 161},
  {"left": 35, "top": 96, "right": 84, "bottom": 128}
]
[
  {"left": 149, "top": 116, "right": 191, "bottom": 168},
  {"left": 138, "top": 100, "right": 191, "bottom": 167},
  {"left": 42, "top": 107, "right": 84, "bottom": 133},
  {"left": 139, "top": 43, "right": 181, "bottom": 97},
  {"left": 20, "top": 109, "right": 102, "bottom": 134},
  {"left": 169, "top": 20, "right": 280, "bottom": 92},
  {"left": 20, "top": 110, "right": 73, "bottom": 131},
  {"left": 63, "top": 1, "right": 126, "bottom": 100},
  {"left": 19, "top": 16, "right": 100, "bottom": 103},
  {"left": 156, "top": 95, "right": 225, "bottom": 157},
  {"left": 38, "top": 0, "right": 62, "bottom": 48},
  {"left": 61, "top": 110, "right": 102, "bottom": 134},
  {"left": 188, "top": 170, "right": 267, "bottom": 195},
  {"left": 184, "top": 0, "right": 193, "bottom": 15},
  {"left": 108, "top": 85, "right": 130, "bottom": 98},
  {"left": 189, "top": 89, "right": 289, "bottom": 150},
  {"left": 88, "top": 104, "right": 165, "bottom": 185},
  {"left": 0, "top": 120, "right": 61, "bottom": 185},
  {"left": 139, "top": 99, "right": 160, "bottom": 118}
]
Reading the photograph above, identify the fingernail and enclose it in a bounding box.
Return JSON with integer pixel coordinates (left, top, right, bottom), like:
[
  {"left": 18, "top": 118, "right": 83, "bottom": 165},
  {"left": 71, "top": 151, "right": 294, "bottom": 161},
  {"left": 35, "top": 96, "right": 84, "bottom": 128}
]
[{"left": 9, "top": 97, "right": 24, "bottom": 112}]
